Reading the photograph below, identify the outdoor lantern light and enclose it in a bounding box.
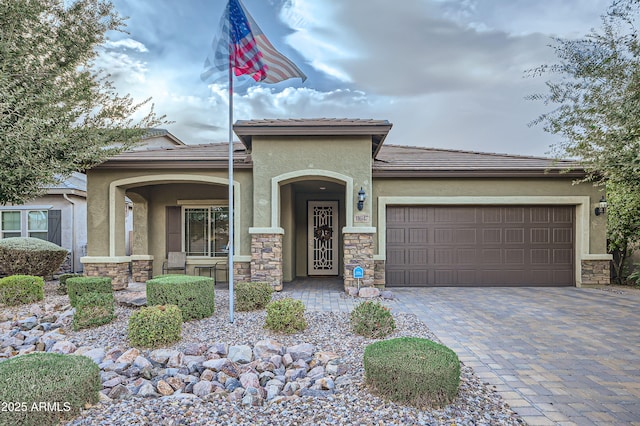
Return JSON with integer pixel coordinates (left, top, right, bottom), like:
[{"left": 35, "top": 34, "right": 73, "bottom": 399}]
[
  {"left": 357, "top": 187, "right": 366, "bottom": 211},
  {"left": 594, "top": 195, "right": 607, "bottom": 216}
]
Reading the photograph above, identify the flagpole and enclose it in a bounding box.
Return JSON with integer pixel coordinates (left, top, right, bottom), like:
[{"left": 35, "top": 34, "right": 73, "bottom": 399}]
[{"left": 228, "top": 41, "right": 235, "bottom": 324}]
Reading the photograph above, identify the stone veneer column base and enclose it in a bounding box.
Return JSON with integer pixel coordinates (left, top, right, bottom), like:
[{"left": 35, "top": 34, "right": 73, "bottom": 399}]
[
  {"left": 81, "top": 258, "right": 130, "bottom": 291},
  {"left": 131, "top": 256, "right": 154, "bottom": 283},
  {"left": 250, "top": 233, "right": 283, "bottom": 291},
  {"left": 343, "top": 232, "right": 375, "bottom": 290},
  {"left": 581, "top": 259, "right": 611, "bottom": 285},
  {"left": 374, "top": 260, "right": 386, "bottom": 288},
  {"left": 234, "top": 261, "right": 251, "bottom": 283}
]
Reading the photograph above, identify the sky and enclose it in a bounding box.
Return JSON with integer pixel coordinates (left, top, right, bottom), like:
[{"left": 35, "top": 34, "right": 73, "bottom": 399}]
[{"left": 99, "top": 0, "right": 613, "bottom": 157}]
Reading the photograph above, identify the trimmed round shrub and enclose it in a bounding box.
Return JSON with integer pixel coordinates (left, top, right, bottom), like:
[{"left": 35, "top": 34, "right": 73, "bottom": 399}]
[
  {"left": 350, "top": 300, "right": 396, "bottom": 338},
  {"left": 364, "top": 337, "right": 460, "bottom": 408},
  {"left": 72, "top": 292, "right": 116, "bottom": 330},
  {"left": 0, "top": 237, "right": 67, "bottom": 278},
  {"left": 0, "top": 275, "right": 44, "bottom": 306},
  {"left": 235, "top": 281, "right": 273, "bottom": 311},
  {"left": 67, "top": 276, "right": 113, "bottom": 307},
  {"left": 128, "top": 305, "right": 183, "bottom": 348},
  {"left": 265, "top": 298, "right": 307, "bottom": 334},
  {"left": 0, "top": 352, "right": 100, "bottom": 426},
  {"left": 147, "top": 275, "right": 215, "bottom": 321},
  {"left": 57, "top": 273, "right": 83, "bottom": 295}
]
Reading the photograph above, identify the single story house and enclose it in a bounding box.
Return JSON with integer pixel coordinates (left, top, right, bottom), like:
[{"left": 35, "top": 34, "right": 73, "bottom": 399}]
[{"left": 81, "top": 119, "right": 611, "bottom": 290}]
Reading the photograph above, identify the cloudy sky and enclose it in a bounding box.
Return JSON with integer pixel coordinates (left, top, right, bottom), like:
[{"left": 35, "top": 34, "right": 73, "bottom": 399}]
[{"left": 100, "top": 0, "right": 612, "bottom": 156}]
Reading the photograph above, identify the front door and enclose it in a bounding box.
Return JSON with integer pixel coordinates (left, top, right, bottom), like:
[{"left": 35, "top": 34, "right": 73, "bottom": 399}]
[{"left": 308, "top": 201, "right": 339, "bottom": 275}]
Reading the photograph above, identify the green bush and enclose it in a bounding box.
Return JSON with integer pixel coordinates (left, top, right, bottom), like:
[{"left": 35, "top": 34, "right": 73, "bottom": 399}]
[
  {"left": 265, "top": 298, "right": 307, "bottom": 334},
  {"left": 350, "top": 300, "right": 396, "bottom": 338},
  {"left": 0, "top": 352, "right": 100, "bottom": 426},
  {"left": 146, "top": 275, "right": 215, "bottom": 321},
  {"left": 0, "top": 237, "right": 68, "bottom": 278},
  {"left": 67, "top": 276, "right": 112, "bottom": 307},
  {"left": 72, "top": 292, "right": 116, "bottom": 330},
  {"left": 57, "top": 273, "right": 83, "bottom": 295},
  {"left": 128, "top": 305, "right": 183, "bottom": 348},
  {"left": 235, "top": 281, "right": 273, "bottom": 311},
  {"left": 363, "top": 337, "right": 460, "bottom": 408},
  {"left": 0, "top": 275, "right": 44, "bottom": 306}
]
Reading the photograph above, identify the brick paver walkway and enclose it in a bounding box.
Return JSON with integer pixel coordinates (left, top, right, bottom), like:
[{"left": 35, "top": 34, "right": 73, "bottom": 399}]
[{"left": 285, "top": 282, "right": 640, "bottom": 426}]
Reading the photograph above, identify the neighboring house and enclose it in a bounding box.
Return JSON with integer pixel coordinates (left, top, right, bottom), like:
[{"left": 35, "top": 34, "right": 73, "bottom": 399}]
[
  {"left": 81, "top": 119, "right": 611, "bottom": 291},
  {"left": 0, "top": 172, "right": 87, "bottom": 273}
]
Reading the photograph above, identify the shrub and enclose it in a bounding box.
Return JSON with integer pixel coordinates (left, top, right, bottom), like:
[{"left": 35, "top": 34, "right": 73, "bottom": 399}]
[
  {"left": 146, "top": 275, "right": 215, "bottom": 321},
  {"left": 72, "top": 292, "right": 116, "bottom": 330},
  {"left": 0, "top": 352, "right": 100, "bottom": 426},
  {"left": 0, "top": 237, "right": 67, "bottom": 278},
  {"left": 363, "top": 337, "right": 460, "bottom": 408},
  {"left": 350, "top": 300, "right": 396, "bottom": 339},
  {"left": 235, "top": 281, "right": 273, "bottom": 311},
  {"left": 265, "top": 298, "right": 307, "bottom": 334},
  {"left": 57, "top": 273, "right": 83, "bottom": 295},
  {"left": 0, "top": 275, "right": 44, "bottom": 306},
  {"left": 66, "top": 276, "right": 112, "bottom": 307},
  {"left": 128, "top": 305, "right": 182, "bottom": 348}
]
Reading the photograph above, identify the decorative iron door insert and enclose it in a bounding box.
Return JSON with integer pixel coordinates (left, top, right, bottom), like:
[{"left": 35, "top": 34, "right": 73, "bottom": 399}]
[{"left": 308, "top": 201, "right": 339, "bottom": 275}]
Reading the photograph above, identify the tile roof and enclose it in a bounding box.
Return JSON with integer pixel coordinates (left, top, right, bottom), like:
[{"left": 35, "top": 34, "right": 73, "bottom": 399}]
[
  {"left": 97, "top": 140, "right": 583, "bottom": 177},
  {"left": 44, "top": 172, "right": 87, "bottom": 192},
  {"left": 373, "top": 145, "right": 583, "bottom": 177}
]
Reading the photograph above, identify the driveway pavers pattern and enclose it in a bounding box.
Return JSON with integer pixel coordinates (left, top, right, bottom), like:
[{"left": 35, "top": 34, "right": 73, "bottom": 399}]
[{"left": 286, "top": 281, "right": 640, "bottom": 425}]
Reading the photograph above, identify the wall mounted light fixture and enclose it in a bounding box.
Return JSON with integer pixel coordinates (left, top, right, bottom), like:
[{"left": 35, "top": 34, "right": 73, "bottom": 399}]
[
  {"left": 357, "top": 187, "right": 366, "bottom": 211},
  {"left": 594, "top": 196, "right": 607, "bottom": 216}
]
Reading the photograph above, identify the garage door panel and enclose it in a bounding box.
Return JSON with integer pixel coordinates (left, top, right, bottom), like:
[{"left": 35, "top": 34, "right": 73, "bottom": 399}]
[{"left": 386, "top": 206, "right": 574, "bottom": 287}]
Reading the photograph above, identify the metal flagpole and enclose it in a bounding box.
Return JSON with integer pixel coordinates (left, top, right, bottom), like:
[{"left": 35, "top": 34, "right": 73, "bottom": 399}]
[{"left": 227, "top": 37, "right": 235, "bottom": 324}]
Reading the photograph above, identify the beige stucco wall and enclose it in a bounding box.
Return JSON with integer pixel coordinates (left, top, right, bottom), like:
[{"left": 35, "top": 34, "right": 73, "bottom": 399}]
[
  {"left": 250, "top": 135, "right": 373, "bottom": 228},
  {"left": 85, "top": 168, "right": 253, "bottom": 276},
  {"left": 372, "top": 177, "right": 607, "bottom": 256}
]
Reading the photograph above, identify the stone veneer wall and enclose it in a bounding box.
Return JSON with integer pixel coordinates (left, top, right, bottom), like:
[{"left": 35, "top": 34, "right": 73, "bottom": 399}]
[
  {"left": 131, "top": 259, "right": 153, "bottom": 283},
  {"left": 581, "top": 259, "right": 611, "bottom": 285},
  {"left": 374, "top": 259, "right": 385, "bottom": 288},
  {"left": 343, "top": 232, "right": 374, "bottom": 290},
  {"left": 84, "top": 262, "right": 129, "bottom": 290},
  {"left": 234, "top": 261, "right": 251, "bottom": 284},
  {"left": 251, "top": 234, "right": 283, "bottom": 291}
]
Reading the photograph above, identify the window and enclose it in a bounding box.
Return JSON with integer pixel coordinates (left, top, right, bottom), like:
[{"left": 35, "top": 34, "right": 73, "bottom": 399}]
[
  {"left": 1, "top": 211, "right": 20, "bottom": 238},
  {"left": 28, "top": 210, "right": 48, "bottom": 240},
  {"left": 184, "top": 206, "right": 229, "bottom": 257}
]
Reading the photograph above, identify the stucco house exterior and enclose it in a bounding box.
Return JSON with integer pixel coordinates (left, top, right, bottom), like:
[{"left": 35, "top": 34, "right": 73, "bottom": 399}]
[{"left": 80, "top": 119, "right": 611, "bottom": 291}]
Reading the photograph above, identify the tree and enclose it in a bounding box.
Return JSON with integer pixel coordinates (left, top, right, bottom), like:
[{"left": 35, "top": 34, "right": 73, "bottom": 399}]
[
  {"left": 528, "top": 0, "right": 640, "bottom": 283},
  {"left": 0, "top": 0, "right": 163, "bottom": 205}
]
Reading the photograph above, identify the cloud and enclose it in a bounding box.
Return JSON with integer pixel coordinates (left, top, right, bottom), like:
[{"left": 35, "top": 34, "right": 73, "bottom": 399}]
[{"left": 103, "top": 38, "right": 148, "bottom": 52}]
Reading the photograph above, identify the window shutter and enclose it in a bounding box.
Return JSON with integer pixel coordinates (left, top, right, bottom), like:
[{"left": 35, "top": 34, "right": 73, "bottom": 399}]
[
  {"left": 166, "top": 206, "right": 182, "bottom": 256},
  {"left": 47, "top": 210, "right": 62, "bottom": 246}
]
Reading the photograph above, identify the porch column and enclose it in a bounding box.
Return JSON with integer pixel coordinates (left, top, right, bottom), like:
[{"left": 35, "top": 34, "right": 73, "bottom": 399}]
[
  {"left": 131, "top": 255, "right": 153, "bottom": 283},
  {"left": 249, "top": 228, "right": 284, "bottom": 291},
  {"left": 80, "top": 256, "right": 130, "bottom": 290},
  {"left": 343, "top": 228, "right": 376, "bottom": 291},
  {"left": 580, "top": 257, "right": 611, "bottom": 286}
]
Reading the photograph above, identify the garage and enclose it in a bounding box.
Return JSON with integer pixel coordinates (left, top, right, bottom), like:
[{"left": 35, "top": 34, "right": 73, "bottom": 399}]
[{"left": 385, "top": 205, "right": 574, "bottom": 287}]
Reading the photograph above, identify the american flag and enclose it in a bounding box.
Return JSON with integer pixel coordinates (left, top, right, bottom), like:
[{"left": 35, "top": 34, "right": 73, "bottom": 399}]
[{"left": 202, "top": 0, "right": 306, "bottom": 84}]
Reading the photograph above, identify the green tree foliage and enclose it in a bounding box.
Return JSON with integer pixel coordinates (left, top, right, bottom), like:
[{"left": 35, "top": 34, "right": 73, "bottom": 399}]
[
  {"left": 0, "top": 0, "right": 163, "bottom": 205},
  {"left": 529, "top": 0, "right": 640, "bottom": 282}
]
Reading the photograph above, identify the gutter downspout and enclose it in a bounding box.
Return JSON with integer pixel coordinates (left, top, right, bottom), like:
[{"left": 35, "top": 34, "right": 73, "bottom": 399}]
[{"left": 63, "top": 193, "right": 77, "bottom": 273}]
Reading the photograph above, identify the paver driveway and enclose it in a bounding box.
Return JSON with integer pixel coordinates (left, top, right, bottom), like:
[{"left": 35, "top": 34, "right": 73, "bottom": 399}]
[{"left": 391, "top": 287, "right": 640, "bottom": 426}]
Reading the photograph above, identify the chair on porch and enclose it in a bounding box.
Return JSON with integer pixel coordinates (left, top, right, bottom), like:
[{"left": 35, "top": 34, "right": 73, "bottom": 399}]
[{"left": 162, "top": 252, "right": 187, "bottom": 275}]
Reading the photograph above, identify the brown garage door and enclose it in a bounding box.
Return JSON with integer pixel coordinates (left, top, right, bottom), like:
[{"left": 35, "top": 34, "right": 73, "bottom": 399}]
[{"left": 386, "top": 206, "right": 574, "bottom": 287}]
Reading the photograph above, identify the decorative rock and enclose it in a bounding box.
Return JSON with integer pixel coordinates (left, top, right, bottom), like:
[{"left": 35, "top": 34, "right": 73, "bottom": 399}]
[
  {"left": 202, "top": 358, "right": 227, "bottom": 371},
  {"left": 77, "top": 347, "right": 106, "bottom": 365},
  {"left": 167, "top": 351, "right": 184, "bottom": 368},
  {"left": 116, "top": 348, "right": 140, "bottom": 366},
  {"left": 326, "top": 359, "right": 347, "bottom": 376},
  {"left": 102, "top": 376, "right": 126, "bottom": 388},
  {"left": 208, "top": 342, "right": 227, "bottom": 357},
  {"left": 239, "top": 372, "right": 260, "bottom": 389},
  {"left": 225, "top": 378, "right": 242, "bottom": 392},
  {"left": 192, "top": 380, "right": 213, "bottom": 398},
  {"left": 228, "top": 345, "right": 252, "bottom": 363},
  {"left": 345, "top": 287, "right": 359, "bottom": 297},
  {"left": 200, "top": 369, "right": 215, "bottom": 381},
  {"left": 104, "top": 347, "right": 124, "bottom": 362},
  {"left": 133, "top": 355, "right": 152, "bottom": 369},
  {"left": 358, "top": 287, "right": 380, "bottom": 298},
  {"left": 253, "top": 339, "right": 285, "bottom": 360},
  {"left": 156, "top": 380, "right": 174, "bottom": 396},
  {"left": 50, "top": 340, "right": 77, "bottom": 354},
  {"left": 307, "top": 366, "right": 325, "bottom": 381},
  {"left": 219, "top": 360, "right": 240, "bottom": 378},
  {"left": 108, "top": 384, "right": 132, "bottom": 400},
  {"left": 314, "top": 377, "right": 335, "bottom": 391},
  {"left": 282, "top": 353, "right": 293, "bottom": 367},
  {"left": 183, "top": 343, "right": 207, "bottom": 356},
  {"left": 287, "top": 343, "right": 314, "bottom": 362},
  {"left": 284, "top": 368, "right": 306, "bottom": 381},
  {"left": 314, "top": 351, "right": 340, "bottom": 365},
  {"left": 137, "top": 383, "right": 158, "bottom": 397},
  {"left": 242, "top": 387, "right": 263, "bottom": 406},
  {"left": 166, "top": 376, "right": 185, "bottom": 392},
  {"left": 18, "top": 316, "right": 38, "bottom": 331},
  {"left": 380, "top": 290, "right": 395, "bottom": 299},
  {"left": 149, "top": 349, "right": 178, "bottom": 365}
]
